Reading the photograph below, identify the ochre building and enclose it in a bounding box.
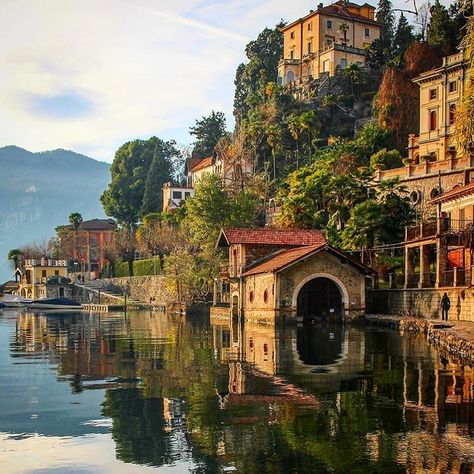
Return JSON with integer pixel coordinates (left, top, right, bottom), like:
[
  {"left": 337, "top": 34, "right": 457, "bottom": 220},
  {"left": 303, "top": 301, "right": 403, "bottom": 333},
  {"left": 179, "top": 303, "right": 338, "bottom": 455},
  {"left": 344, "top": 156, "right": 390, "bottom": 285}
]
[{"left": 278, "top": 1, "right": 380, "bottom": 85}]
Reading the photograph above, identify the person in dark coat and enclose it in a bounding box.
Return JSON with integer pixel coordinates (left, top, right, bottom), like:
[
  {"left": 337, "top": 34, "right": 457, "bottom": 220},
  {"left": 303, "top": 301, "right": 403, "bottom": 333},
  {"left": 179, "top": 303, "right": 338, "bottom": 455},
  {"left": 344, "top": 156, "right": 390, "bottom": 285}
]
[{"left": 441, "top": 292, "right": 451, "bottom": 321}]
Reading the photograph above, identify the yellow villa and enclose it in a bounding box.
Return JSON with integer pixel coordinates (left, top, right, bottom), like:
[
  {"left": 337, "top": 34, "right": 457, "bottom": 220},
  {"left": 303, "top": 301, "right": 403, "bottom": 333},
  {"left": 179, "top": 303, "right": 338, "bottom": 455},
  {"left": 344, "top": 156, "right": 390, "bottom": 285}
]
[
  {"left": 17, "top": 259, "right": 68, "bottom": 299},
  {"left": 278, "top": 0, "right": 380, "bottom": 85}
]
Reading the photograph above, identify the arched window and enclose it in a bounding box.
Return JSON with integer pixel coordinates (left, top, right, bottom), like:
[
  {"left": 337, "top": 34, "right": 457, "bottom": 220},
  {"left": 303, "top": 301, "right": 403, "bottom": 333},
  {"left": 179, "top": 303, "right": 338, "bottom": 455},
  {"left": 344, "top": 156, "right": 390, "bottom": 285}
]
[
  {"left": 286, "top": 70, "right": 295, "bottom": 84},
  {"left": 263, "top": 289, "right": 269, "bottom": 304},
  {"left": 430, "top": 188, "right": 441, "bottom": 200},
  {"left": 413, "top": 153, "right": 420, "bottom": 165},
  {"left": 249, "top": 290, "right": 254, "bottom": 303}
]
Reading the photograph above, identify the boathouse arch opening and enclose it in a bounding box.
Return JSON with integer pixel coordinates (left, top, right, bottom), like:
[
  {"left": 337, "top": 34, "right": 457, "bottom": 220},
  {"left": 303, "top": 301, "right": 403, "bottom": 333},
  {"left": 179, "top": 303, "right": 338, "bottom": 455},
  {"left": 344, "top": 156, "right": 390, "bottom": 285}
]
[{"left": 292, "top": 273, "right": 348, "bottom": 321}]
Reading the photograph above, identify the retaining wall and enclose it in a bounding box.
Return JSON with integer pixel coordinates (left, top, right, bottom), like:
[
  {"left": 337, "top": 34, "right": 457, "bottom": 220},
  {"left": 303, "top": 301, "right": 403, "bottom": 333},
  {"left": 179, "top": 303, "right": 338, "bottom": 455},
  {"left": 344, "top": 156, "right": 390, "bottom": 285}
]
[
  {"left": 94, "top": 275, "right": 177, "bottom": 305},
  {"left": 368, "top": 288, "right": 474, "bottom": 321}
]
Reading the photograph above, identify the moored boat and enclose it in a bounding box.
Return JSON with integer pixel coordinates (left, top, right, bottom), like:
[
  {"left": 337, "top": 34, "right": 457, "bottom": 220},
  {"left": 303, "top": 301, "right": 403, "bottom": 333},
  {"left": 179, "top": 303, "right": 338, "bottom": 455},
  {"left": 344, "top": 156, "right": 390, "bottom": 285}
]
[
  {"left": 0, "top": 294, "right": 32, "bottom": 307},
  {"left": 29, "top": 297, "right": 82, "bottom": 310}
]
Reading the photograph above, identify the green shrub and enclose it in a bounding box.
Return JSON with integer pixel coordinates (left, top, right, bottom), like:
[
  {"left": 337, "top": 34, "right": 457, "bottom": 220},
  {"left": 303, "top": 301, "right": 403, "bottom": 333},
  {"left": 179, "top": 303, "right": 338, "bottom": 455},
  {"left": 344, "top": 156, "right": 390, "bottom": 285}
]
[{"left": 133, "top": 258, "right": 161, "bottom": 276}]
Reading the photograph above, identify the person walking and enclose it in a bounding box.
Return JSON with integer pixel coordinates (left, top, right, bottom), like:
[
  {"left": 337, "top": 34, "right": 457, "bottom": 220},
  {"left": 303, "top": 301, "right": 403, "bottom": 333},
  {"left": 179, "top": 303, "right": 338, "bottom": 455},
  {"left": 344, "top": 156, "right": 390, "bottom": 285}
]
[{"left": 441, "top": 292, "right": 451, "bottom": 321}]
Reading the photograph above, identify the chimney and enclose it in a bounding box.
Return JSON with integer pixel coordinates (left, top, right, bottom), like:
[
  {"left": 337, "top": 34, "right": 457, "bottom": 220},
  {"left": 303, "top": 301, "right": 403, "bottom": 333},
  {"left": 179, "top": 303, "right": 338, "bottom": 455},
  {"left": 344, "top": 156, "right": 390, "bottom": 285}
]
[{"left": 318, "top": 3, "right": 323, "bottom": 9}]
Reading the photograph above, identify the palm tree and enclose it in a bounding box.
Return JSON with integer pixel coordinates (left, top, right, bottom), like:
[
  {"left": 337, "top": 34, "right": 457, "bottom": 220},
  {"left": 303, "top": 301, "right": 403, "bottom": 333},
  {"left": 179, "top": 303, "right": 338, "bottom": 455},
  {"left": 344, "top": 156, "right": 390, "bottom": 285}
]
[
  {"left": 8, "top": 249, "right": 23, "bottom": 281},
  {"left": 68, "top": 212, "right": 83, "bottom": 273},
  {"left": 339, "top": 23, "right": 349, "bottom": 46}
]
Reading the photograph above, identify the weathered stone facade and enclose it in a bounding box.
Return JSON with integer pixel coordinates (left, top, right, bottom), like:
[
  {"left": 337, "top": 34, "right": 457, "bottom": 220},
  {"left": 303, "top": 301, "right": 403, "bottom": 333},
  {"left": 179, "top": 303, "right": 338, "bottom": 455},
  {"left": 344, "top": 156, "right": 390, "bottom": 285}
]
[
  {"left": 368, "top": 288, "right": 474, "bottom": 321},
  {"left": 237, "top": 250, "right": 369, "bottom": 323}
]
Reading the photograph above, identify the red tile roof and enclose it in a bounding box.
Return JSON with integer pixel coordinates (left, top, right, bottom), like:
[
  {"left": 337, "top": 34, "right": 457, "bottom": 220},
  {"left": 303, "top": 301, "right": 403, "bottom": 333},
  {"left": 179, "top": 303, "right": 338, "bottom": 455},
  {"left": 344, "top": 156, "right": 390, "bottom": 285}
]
[
  {"left": 217, "top": 228, "right": 326, "bottom": 247},
  {"left": 431, "top": 181, "right": 474, "bottom": 204},
  {"left": 189, "top": 156, "right": 213, "bottom": 173},
  {"left": 242, "top": 244, "right": 372, "bottom": 276}
]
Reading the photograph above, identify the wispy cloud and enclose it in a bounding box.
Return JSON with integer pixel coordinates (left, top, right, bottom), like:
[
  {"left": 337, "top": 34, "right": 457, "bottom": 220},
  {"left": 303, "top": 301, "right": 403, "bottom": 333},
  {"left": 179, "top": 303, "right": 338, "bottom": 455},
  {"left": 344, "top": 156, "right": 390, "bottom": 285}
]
[
  {"left": 28, "top": 91, "right": 95, "bottom": 119},
  {"left": 139, "top": 6, "right": 248, "bottom": 43}
]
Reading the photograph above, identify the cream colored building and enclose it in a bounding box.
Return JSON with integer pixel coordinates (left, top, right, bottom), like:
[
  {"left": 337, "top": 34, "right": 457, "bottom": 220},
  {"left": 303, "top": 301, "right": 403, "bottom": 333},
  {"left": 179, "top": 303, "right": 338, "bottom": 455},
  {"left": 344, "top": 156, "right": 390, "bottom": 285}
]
[
  {"left": 162, "top": 182, "right": 194, "bottom": 213},
  {"left": 408, "top": 51, "right": 468, "bottom": 163},
  {"left": 278, "top": 1, "right": 380, "bottom": 84},
  {"left": 374, "top": 51, "right": 472, "bottom": 219},
  {"left": 17, "top": 259, "right": 68, "bottom": 299}
]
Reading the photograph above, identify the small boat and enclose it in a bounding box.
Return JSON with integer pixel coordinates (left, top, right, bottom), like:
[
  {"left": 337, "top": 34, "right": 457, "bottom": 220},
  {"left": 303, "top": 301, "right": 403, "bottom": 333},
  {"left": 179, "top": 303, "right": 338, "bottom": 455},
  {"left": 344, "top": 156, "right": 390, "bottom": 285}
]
[
  {"left": 29, "top": 297, "right": 83, "bottom": 310},
  {"left": 0, "top": 294, "right": 32, "bottom": 307}
]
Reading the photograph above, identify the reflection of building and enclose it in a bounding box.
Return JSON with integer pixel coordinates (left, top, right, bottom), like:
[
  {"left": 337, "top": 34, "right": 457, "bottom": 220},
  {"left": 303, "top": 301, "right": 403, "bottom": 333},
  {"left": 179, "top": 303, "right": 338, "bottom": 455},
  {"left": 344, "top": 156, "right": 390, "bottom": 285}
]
[
  {"left": 278, "top": 1, "right": 380, "bottom": 85},
  {"left": 60, "top": 218, "right": 116, "bottom": 277},
  {"left": 17, "top": 259, "right": 68, "bottom": 299},
  {"left": 214, "top": 228, "right": 372, "bottom": 323}
]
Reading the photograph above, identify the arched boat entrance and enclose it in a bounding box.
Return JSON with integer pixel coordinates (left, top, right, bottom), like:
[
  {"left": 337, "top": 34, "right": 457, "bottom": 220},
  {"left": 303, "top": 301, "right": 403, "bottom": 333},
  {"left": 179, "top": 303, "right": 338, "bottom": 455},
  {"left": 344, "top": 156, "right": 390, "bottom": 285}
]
[{"left": 296, "top": 277, "right": 344, "bottom": 322}]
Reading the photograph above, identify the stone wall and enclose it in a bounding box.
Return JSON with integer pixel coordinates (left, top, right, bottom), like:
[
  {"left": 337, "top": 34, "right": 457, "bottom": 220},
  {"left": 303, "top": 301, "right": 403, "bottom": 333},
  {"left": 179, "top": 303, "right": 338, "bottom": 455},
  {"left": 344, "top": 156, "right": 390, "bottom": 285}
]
[
  {"left": 93, "top": 275, "right": 178, "bottom": 306},
  {"left": 398, "top": 169, "right": 467, "bottom": 220},
  {"left": 278, "top": 251, "right": 367, "bottom": 319},
  {"left": 368, "top": 288, "right": 474, "bottom": 321}
]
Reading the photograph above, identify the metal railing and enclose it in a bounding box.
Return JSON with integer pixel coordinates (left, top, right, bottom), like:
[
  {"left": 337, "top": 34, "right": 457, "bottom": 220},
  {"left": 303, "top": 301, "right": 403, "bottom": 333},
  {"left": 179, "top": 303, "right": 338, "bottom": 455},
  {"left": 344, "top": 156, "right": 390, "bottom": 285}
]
[{"left": 405, "top": 218, "right": 474, "bottom": 242}]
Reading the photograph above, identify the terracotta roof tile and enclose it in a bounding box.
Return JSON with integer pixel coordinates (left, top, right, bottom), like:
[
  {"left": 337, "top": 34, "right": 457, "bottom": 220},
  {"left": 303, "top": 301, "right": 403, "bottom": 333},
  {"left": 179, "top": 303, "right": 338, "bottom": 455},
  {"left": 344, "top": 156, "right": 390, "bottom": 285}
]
[
  {"left": 242, "top": 244, "right": 373, "bottom": 276},
  {"left": 217, "top": 228, "right": 326, "bottom": 247},
  {"left": 190, "top": 156, "right": 213, "bottom": 173},
  {"left": 431, "top": 181, "right": 474, "bottom": 204}
]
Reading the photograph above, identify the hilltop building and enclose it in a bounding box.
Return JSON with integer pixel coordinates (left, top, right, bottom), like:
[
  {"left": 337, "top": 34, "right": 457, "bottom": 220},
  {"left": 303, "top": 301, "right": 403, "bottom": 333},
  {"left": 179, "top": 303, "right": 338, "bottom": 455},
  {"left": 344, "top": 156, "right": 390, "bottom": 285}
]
[
  {"left": 374, "top": 51, "right": 471, "bottom": 219},
  {"left": 278, "top": 1, "right": 380, "bottom": 85},
  {"left": 162, "top": 182, "right": 194, "bottom": 213}
]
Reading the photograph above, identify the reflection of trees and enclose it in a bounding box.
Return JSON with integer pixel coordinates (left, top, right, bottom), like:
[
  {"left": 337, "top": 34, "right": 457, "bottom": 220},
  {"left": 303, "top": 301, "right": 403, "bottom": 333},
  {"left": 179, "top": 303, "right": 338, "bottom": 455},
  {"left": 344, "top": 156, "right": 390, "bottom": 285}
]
[{"left": 102, "top": 388, "right": 169, "bottom": 466}]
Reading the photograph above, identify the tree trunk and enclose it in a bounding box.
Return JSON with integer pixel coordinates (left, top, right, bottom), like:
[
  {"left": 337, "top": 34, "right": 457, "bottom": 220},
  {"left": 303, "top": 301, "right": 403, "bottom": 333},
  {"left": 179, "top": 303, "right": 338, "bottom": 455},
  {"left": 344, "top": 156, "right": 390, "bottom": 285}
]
[{"left": 128, "top": 258, "right": 134, "bottom": 277}]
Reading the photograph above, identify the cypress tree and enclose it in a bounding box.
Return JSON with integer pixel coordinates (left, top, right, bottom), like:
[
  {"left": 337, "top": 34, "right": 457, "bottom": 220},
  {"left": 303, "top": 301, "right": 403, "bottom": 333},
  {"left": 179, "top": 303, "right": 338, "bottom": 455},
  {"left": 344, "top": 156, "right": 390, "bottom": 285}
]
[
  {"left": 376, "top": 0, "right": 395, "bottom": 60},
  {"left": 427, "top": 0, "right": 454, "bottom": 54},
  {"left": 141, "top": 148, "right": 172, "bottom": 216},
  {"left": 394, "top": 13, "right": 415, "bottom": 58}
]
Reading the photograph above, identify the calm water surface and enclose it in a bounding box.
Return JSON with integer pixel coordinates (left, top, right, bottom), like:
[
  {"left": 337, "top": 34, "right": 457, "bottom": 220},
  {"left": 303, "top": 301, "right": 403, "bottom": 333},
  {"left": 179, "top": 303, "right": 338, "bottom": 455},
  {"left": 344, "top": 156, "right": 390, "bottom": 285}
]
[{"left": 0, "top": 309, "right": 474, "bottom": 473}]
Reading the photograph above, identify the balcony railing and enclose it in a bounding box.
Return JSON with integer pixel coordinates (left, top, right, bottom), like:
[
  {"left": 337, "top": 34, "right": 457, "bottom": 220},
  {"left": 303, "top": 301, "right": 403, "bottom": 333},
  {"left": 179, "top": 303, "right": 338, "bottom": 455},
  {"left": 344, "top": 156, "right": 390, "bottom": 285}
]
[
  {"left": 25, "top": 259, "right": 68, "bottom": 267},
  {"left": 404, "top": 218, "right": 474, "bottom": 242}
]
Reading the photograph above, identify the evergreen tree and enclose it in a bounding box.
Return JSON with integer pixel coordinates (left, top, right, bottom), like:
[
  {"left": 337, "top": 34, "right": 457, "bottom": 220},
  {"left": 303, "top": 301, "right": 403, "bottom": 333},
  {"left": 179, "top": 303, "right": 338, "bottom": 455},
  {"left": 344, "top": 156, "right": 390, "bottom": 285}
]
[
  {"left": 376, "top": 0, "right": 395, "bottom": 63},
  {"left": 101, "top": 137, "right": 178, "bottom": 227},
  {"left": 189, "top": 111, "right": 228, "bottom": 158},
  {"left": 393, "top": 13, "right": 415, "bottom": 58},
  {"left": 233, "top": 24, "right": 284, "bottom": 120},
  {"left": 427, "top": 0, "right": 455, "bottom": 54},
  {"left": 141, "top": 148, "right": 173, "bottom": 216}
]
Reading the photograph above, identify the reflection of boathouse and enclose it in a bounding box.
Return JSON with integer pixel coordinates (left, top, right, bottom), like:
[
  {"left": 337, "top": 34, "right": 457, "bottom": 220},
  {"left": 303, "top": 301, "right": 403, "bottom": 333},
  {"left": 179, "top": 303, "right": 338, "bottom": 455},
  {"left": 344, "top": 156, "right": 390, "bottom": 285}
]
[{"left": 214, "top": 228, "right": 373, "bottom": 323}]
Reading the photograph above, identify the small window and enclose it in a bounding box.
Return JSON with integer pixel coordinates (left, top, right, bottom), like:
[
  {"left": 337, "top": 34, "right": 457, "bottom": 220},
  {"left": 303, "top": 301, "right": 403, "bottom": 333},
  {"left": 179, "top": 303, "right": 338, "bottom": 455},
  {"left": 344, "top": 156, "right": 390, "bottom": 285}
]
[
  {"left": 449, "top": 81, "right": 457, "bottom": 93},
  {"left": 430, "top": 188, "right": 440, "bottom": 200},
  {"left": 184, "top": 191, "right": 191, "bottom": 198},
  {"left": 410, "top": 190, "right": 421, "bottom": 205},
  {"left": 172, "top": 191, "right": 182, "bottom": 199},
  {"left": 42, "top": 270, "right": 47, "bottom": 278},
  {"left": 323, "top": 59, "right": 330, "bottom": 72},
  {"left": 249, "top": 291, "right": 254, "bottom": 303},
  {"left": 449, "top": 104, "right": 456, "bottom": 125},
  {"left": 365, "top": 28, "right": 370, "bottom": 37},
  {"left": 429, "top": 110, "right": 437, "bottom": 131},
  {"left": 429, "top": 88, "right": 437, "bottom": 100},
  {"left": 307, "top": 41, "right": 312, "bottom": 53},
  {"left": 263, "top": 289, "right": 269, "bottom": 304},
  {"left": 326, "top": 37, "right": 334, "bottom": 47},
  {"left": 308, "top": 22, "right": 312, "bottom": 31},
  {"left": 327, "top": 20, "right": 333, "bottom": 28},
  {"left": 54, "top": 270, "right": 59, "bottom": 276},
  {"left": 340, "top": 58, "right": 347, "bottom": 68},
  {"left": 290, "top": 49, "right": 295, "bottom": 60},
  {"left": 290, "top": 31, "right": 295, "bottom": 39}
]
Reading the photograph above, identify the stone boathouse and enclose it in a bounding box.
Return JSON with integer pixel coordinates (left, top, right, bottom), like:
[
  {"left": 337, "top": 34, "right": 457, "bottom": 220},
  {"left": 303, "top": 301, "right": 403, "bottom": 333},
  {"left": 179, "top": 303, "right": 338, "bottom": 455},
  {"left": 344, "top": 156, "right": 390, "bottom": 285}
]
[{"left": 213, "top": 228, "right": 372, "bottom": 324}]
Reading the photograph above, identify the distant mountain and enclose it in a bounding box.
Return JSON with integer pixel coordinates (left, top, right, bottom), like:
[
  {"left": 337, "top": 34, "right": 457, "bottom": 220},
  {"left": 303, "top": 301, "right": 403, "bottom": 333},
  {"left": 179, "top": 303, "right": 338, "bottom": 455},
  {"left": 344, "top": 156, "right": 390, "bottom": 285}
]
[{"left": 0, "top": 146, "right": 110, "bottom": 281}]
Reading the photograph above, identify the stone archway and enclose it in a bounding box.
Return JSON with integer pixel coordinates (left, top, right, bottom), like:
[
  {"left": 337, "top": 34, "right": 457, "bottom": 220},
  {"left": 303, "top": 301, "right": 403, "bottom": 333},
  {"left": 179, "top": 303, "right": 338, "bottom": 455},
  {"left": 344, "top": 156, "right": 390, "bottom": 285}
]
[{"left": 292, "top": 273, "right": 349, "bottom": 321}]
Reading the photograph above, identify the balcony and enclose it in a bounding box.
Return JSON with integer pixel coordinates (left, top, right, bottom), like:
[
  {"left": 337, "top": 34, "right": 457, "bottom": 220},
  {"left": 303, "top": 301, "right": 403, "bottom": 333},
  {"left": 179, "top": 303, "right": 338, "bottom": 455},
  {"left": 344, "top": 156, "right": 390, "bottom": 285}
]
[
  {"left": 278, "top": 58, "right": 300, "bottom": 67},
  {"left": 405, "top": 218, "right": 472, "bottom": 242}
]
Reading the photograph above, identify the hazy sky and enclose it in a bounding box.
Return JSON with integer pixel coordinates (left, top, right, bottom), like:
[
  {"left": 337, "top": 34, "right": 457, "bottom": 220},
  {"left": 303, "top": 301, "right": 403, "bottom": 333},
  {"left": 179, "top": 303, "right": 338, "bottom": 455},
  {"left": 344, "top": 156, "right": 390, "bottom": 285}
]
[{"left": 0, "top": 0, "right": 448, "bottom": 162}]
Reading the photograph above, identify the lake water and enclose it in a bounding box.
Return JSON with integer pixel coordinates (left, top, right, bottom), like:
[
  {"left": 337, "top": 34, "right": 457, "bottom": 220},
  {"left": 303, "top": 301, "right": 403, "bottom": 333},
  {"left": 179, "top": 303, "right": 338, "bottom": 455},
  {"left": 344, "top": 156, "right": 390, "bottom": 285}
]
[{"left": 1, "top": 309, "right": 474, "bottom": 473}]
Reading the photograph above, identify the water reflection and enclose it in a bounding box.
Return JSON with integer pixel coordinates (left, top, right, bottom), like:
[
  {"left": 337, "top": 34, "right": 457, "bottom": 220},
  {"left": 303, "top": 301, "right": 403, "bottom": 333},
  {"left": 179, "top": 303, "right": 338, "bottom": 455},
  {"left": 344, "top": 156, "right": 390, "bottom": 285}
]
[{"left": 1, "top": 309, "right": 474, "bottom": 472}]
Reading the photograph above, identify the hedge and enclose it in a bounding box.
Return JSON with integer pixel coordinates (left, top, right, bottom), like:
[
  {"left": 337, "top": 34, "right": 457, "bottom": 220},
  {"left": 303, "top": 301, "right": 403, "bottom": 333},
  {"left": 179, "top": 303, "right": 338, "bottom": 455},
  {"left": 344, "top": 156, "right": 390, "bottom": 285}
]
[{"left": 102, "top": 257, "right": 161, "bottom": 278}]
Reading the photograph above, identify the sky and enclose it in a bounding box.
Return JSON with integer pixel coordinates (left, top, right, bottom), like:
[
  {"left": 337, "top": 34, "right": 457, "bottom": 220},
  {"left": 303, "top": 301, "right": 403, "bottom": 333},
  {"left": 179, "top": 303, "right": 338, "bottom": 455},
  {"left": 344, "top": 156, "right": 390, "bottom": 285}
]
[{"left": 0, "top": 0, "right": 449, "bottom": 163}]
